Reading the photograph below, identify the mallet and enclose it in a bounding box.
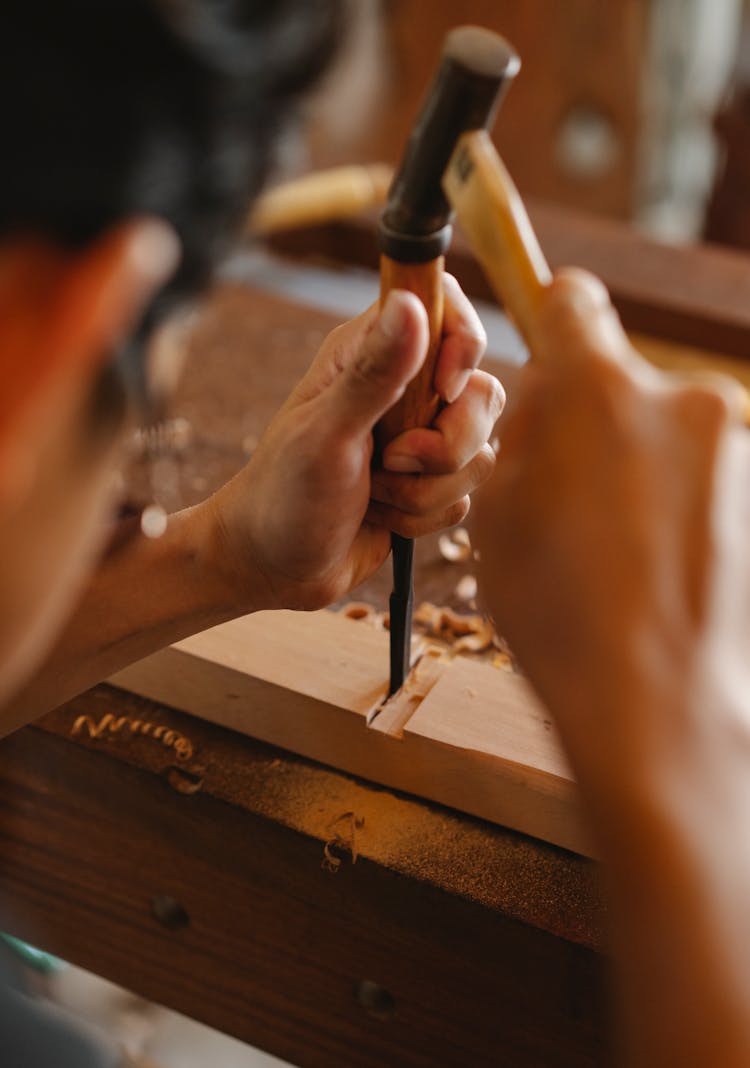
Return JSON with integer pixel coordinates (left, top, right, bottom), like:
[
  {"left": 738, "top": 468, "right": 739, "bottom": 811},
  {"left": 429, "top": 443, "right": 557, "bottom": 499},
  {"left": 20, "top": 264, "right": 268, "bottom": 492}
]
[{"left": 377, "top": 26, "right": 520, "bottom": 695}]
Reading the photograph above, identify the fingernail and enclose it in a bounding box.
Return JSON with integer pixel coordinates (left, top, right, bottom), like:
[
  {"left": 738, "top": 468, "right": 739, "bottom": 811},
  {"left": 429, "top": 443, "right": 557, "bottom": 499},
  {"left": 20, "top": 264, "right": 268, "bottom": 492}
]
[
  {"left": 443, "top": 368, "right": 472, "bottom": 405},
  {"left": 384, "top": 453, "right": 423, "bottom": 473},
  {"left": 380, "top": 292, "right": 410, "bottom": 341}
]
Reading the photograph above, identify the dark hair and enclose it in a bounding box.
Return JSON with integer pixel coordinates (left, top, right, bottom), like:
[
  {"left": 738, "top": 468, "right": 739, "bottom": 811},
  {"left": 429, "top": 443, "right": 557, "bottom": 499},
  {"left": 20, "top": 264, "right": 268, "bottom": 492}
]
[{"left": 2, "top": 0, "right": 342, "bottom": 407}]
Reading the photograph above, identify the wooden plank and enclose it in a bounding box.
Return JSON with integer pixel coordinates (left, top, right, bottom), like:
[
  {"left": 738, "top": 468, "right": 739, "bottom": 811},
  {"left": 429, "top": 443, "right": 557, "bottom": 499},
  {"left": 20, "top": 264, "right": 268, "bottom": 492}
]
[
  {"left": 111, "top": 610, "right": 590, "bottom": 856},
  {"left": 267, "top": 204, "right": 750, "bottom": 359}
]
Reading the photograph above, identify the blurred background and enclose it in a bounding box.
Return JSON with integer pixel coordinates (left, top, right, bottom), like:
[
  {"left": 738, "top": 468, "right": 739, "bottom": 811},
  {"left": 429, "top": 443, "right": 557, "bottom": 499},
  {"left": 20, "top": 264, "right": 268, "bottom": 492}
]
[{"left": 289, "top": 0, "right": 750, "bottom": 247}]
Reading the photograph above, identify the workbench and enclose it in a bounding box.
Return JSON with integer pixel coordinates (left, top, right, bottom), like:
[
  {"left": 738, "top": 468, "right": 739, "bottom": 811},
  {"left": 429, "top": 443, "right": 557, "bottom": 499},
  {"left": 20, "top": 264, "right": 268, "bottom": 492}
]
[{"left": 2, "top": 214, "right": 749, "bottom": 1066}]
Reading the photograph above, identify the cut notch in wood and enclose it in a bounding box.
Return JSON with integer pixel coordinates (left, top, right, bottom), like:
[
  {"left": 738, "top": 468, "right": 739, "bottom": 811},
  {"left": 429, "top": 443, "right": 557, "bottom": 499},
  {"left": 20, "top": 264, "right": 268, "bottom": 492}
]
[{"left": 367, "top": 646, "right": 448, "bottom": 736}]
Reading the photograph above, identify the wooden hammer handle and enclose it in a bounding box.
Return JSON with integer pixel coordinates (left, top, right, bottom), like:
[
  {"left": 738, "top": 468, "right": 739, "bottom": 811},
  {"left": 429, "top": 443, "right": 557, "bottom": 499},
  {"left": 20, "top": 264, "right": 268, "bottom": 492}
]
[
  {"left": 376, "top": 256, "right": 445, "bottom": 449},
  {"left": 443, "top": 129, "right": 552, "bottom": 345}
]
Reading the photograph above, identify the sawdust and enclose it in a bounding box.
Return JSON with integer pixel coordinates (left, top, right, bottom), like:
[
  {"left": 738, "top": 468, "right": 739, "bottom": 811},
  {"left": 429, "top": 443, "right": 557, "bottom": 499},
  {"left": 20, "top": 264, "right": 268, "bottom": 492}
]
[
  {"left": 53, "top": 690, "right": 605, "bottom": 949},
  {"left": 206, "top": 751, "right": 606, "bottom": 949}
]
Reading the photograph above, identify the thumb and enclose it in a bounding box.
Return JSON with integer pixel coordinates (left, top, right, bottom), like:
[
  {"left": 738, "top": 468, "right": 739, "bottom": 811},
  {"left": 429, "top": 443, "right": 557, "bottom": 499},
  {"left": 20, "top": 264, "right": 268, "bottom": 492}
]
[{"left": 326, "top": 289, "right": 428, "bottom": 436}]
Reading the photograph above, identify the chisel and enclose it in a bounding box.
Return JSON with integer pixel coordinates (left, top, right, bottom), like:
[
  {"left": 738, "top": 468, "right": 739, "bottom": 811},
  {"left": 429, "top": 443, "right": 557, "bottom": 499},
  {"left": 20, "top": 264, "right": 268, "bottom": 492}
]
[{"left": 376, "top": 26, "right": 520, "bottom": 695}]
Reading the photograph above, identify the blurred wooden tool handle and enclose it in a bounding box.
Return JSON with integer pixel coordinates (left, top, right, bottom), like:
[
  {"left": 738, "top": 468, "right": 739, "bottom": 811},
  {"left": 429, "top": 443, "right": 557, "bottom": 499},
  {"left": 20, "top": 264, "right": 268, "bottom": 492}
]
[
  {"left": 443, "top": 129, "right": 552, "bottom": 344},
  {"left": 249, "top": 163, "right": 393, "bottom": 235},
  {"left": 445, "top": 130, "right": 750, "bottom": 424}
]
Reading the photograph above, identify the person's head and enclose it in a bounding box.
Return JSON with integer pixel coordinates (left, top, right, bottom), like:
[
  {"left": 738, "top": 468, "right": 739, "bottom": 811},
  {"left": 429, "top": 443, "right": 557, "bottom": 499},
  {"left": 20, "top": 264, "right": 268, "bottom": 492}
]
[{"left": 0, "top": 0, "right": 341, "bottom": 701}]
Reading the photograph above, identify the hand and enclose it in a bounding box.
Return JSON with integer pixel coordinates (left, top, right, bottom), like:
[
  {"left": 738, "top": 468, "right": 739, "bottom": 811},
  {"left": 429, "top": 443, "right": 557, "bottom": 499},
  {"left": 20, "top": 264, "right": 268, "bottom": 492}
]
[
  {"left": 208, "top": 275, "right": 504, "bottom": 611},
  {"left": 474, "top": 269, "right": 750, "bottom": 815}
]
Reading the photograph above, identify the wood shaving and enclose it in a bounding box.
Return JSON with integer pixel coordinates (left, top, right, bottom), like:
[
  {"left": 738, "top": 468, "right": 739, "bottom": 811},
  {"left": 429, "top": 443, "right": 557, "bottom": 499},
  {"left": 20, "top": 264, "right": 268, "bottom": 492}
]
[
  {"left": 339, "top": 599, "right": 513, "bottom": 670},
  {"left": 438, "top": 526, "right": 472, "bottom": 562},
  {"left": 71, "top": 712, "right": 194, "bottom": 761},
  {"left": 322, "top": 811, "right": 364, "bottom": 872},
  {"left": 166, "top": 765, "right": 205, "bottom": 795},
  {"left": 453, "top": 619, "right": 495, "bottom": 653},
  {"left": 492, "top": 652, "right": 514, "bottom": 672},
  {"left": 415, "top": 603, "right": 484, "bottom": 640},
  {"left": 455, "top": 574, "right": 477, "bottom": 601}
]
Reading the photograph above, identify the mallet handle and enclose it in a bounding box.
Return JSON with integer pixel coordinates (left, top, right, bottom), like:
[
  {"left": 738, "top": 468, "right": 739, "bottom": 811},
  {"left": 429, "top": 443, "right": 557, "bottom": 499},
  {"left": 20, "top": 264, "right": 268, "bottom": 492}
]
[{"left": 443, "top": 129, "right": 552, "bottom": 344}]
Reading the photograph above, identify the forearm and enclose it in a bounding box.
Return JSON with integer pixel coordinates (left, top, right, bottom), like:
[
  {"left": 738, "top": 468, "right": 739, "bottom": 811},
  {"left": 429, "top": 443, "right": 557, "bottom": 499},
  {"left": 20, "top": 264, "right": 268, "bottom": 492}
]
[
  {"left": 567, "top": 686, "right": 750, "bottom": 1068},
  {"left": 2, "top": 500, "right": 252, "bottom": 732}
]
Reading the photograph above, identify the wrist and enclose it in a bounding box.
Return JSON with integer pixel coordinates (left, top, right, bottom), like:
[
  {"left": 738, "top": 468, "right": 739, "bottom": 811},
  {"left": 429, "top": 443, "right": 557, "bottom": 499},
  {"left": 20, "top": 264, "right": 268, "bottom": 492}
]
[{"left": 193, "top": 493, "right": 277, "bottom": 616}]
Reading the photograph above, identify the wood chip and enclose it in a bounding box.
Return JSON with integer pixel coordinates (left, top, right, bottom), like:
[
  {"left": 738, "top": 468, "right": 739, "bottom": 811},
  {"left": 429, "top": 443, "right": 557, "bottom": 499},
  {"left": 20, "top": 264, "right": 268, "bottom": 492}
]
[
  {"left": 453, "top": 619, "right": 495, "bottom": 653},
  {"left": 438, "top": 526, "right": 472, "bottom": 562},
  {"left": 455, "top": 574, "right": 477, "bottom": 601},
  {"left": 492, "top": 652, "right": 514, "bottom": 672},
  {"left": 339, "top": 602, "right": 386, "bottom": 629}
]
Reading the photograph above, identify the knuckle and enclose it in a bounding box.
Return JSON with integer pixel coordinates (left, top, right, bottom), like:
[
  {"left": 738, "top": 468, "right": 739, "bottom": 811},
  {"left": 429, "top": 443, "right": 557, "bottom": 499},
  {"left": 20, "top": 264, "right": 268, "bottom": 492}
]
[
  {"left": 445, "top": 496, "right": 471, "bottom": 528},
  {"left": 472, "top": 444, "right": 497, "bottom": 485},
  {"left": 347, "top": 349, "right": 401, "bottom": 404},
  {"left": 461, "top": 327, "right": 488, "bottom": 364},
  {"left": 442, "top": 448, "right": 464, "bottom": 475},
  {"left": 390, "top": 512, "right": 421, "bottom": 538},
  {"left": 548, "top": 268, "right": 610, "bottom": 315},
  {"left": 676, "top": 381, "right": 735, "bottom": 428},
  {"left": 480, "top": 372, "right": 506, "bottom": 421},
  {"left": 404, "top": 477, "right": 431, "bottom": 513}
]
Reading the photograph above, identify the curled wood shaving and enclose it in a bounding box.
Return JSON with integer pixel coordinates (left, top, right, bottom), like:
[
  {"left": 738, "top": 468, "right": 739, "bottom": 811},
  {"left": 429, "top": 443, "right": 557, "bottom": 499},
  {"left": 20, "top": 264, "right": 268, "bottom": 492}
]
[
  {"left": 453, "top": 619, "right": 495, "bottom": 654},
  {"left": 322, "top": 811, "right": 364, "bottom": 873},
  {"left": 339, "top": 599, "right": 512, "bottom": 667},
  {"left": 71, "top": 712, "right": 194, "bottom": 761},
  {"left": 415, "top": 602, "right": 484, "bottom": 640},
  {"left": 166, "top": 765, "right": 205, "bottom": 795},
  {"left": 413, "top": 603, "right": 503, "bottom": 657},
  {"left": 438, "top": 526, "right": 472, "bottom": 562}
]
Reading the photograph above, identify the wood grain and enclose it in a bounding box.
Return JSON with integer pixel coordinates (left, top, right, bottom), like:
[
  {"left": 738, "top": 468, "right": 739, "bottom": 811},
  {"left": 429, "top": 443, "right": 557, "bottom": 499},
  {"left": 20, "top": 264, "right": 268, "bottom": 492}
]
[
  {"left": 377, "top": 255, "right": 445, "bottom": 447},
  {"left": 111, "top": 610, "right": 590, "bottom": 856},
  {"left": 0, "top": 713, "right": 610, "bottom": 1067}
]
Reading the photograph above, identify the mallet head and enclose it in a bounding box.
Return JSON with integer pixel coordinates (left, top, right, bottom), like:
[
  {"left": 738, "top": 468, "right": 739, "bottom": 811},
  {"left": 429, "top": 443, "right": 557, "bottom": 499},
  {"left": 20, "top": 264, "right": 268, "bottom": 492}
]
[{"left": 380, "top": 26, "right": 520, "bottom": 262}]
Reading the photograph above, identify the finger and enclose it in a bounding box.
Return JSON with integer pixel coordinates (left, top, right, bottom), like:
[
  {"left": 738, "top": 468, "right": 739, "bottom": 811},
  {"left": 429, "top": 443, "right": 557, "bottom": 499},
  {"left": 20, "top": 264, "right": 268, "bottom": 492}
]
[
  {"left": 665, "top": 368, "right": 749, "bottom": 425},
  {"left": 532, "top": 268, "right": 656, "bottom": 385},
  {"left": 371, "top": 443, "right": 495, "bottom": 515},
  {"left": 433, "top": 273, "right": 487, "bottom": 404},
  {"left": 382, "top": 370, "right": 504, "bottom": 475},
  {"left": 324, "top": 289, "right": 428, "bottom": 437},
  {"left": 365, "top": 495, "right": 471, "bottom": 539}
]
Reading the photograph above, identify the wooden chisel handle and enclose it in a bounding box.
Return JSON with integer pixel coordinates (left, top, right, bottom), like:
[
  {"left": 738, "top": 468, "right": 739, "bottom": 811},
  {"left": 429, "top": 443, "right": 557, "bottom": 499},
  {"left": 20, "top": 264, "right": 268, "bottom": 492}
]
[{"left": 376, "top": 257, "right": 445, "bottom": 450}]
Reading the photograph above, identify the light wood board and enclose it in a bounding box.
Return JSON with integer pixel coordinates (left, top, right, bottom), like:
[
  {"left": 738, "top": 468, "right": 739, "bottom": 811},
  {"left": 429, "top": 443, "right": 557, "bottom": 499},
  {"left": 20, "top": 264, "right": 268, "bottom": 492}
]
[{"left": 111, "top": 609, "right": 591, "bottom": 856}]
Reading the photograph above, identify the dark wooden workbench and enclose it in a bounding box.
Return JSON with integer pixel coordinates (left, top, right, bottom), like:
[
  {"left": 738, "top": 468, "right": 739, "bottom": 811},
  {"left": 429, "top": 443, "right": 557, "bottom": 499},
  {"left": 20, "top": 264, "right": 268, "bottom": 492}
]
[
  {"left": 0, "top": 694, "right": 609, "bottom": 1068},
  {"left": 0, "top": 277, "right": 610, "bottom": 1066}
]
